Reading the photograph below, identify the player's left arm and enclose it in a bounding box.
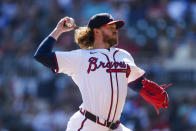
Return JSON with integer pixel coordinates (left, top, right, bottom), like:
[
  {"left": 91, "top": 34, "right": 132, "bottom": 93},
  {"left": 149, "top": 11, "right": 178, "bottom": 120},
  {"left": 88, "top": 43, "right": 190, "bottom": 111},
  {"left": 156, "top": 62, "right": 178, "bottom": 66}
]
[
  {"left": 128, "top": 66, "right": 145, "bottom": 92},
  {"left": 121, "top": 49, "right": 171, "bottom": 114}
]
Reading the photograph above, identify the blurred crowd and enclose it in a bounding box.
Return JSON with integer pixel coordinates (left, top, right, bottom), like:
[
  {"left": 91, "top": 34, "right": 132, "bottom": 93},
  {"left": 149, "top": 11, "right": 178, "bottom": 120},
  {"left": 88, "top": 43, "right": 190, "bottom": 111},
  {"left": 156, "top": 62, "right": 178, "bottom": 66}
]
[{"left": 0, "top": 0, "right": 196, "bottom": 131}]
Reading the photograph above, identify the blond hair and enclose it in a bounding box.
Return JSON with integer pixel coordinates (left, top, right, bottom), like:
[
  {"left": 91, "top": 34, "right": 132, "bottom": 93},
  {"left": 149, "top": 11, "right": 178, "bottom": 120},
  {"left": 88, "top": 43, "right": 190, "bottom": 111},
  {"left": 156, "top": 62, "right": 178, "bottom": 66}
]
[{"left": 74, "top": 27, "right": 94, "bottom": 49}]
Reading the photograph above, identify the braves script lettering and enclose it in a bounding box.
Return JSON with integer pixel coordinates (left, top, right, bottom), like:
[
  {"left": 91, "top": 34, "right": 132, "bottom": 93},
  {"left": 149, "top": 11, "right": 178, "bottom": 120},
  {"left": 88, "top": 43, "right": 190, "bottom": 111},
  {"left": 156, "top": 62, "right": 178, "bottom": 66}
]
[{"left": 87, "top": 57, "right": 131, "bottom": 77}]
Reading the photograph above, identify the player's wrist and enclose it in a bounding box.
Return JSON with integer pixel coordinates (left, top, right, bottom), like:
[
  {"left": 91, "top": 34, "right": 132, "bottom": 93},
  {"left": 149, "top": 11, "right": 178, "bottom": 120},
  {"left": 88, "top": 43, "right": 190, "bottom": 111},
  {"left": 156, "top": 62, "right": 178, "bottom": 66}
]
[{"left": 49, "top": 28, "right": 62, "bottom": 40}]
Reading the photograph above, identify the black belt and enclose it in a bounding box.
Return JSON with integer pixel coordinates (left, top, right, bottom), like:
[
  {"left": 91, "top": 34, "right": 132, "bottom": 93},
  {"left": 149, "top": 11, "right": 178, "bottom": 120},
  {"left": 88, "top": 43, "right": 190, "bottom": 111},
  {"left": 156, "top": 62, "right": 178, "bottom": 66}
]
[{"left": 80, "top": 108, "right": 120, "bottom": 130}]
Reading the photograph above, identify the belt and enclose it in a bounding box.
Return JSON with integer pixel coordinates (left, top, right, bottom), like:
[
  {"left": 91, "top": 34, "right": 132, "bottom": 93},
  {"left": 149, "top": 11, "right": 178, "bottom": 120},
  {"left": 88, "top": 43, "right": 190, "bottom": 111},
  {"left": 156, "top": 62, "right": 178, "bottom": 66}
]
[{"left": 80, "top": 108, "right": 120, "bottom": 130}]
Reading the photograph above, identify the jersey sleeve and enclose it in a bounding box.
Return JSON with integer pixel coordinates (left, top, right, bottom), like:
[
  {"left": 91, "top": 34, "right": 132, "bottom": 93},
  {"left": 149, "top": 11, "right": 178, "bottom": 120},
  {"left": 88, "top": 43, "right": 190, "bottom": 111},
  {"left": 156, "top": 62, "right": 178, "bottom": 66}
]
[
  {"left": 120, "top": 49, "right": 145, "bottom": 83},
  {"left": 119, "top": 48, "right": 136, "bottom": 67},
  {"left": 54, "top": 49, "right": 83, "bottom": 76},
  {"left": 128, "top": 66, "right": 145, "bottom": 84}
]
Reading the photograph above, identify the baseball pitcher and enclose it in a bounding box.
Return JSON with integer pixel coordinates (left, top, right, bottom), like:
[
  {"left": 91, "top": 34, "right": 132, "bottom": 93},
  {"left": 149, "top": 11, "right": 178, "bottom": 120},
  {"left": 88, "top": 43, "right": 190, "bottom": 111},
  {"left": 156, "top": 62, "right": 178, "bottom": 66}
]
[{"left": 34, "top": 13, "right": 171, "bottom": 131}]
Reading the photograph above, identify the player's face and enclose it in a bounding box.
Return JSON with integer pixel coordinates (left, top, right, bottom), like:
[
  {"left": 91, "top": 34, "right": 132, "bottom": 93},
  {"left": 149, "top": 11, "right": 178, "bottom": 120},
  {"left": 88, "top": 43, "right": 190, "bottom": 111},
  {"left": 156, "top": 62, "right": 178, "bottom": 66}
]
[{"left": 100, "top": 23, "right": 118, "bottom": 47}]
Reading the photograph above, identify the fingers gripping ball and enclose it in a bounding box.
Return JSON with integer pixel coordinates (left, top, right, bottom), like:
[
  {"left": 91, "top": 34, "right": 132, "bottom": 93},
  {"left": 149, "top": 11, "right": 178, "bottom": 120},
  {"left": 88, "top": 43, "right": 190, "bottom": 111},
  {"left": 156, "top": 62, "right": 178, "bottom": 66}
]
[
  {"left": 65, "top": 18, "right": 75, "bottom": 28},
  {"left": 139, "top": 79, "right": 172, "bottom": 115}
]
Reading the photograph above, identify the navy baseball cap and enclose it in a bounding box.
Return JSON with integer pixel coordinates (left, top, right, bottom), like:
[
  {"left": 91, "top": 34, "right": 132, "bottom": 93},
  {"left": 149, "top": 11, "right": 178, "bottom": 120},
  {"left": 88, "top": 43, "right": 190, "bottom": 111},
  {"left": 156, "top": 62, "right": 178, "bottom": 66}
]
[{"left": 88, "top": 13, "right": 125, "bottom": 29}]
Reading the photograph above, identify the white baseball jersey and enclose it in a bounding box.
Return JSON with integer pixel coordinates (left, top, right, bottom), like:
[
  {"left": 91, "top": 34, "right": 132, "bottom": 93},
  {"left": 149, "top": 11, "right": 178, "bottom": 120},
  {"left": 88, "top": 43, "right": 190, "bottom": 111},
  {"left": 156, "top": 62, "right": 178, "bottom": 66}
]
[{"left": 55, "top": 47, "right": 144, "bottom": 123}]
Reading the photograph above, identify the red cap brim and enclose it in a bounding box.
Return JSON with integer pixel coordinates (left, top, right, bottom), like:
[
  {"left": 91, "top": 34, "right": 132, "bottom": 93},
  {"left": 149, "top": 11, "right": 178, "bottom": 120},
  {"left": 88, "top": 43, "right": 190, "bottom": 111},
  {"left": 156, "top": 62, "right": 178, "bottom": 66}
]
[{"left": 101, "top": 20, "right": 125, "bottom": 29}]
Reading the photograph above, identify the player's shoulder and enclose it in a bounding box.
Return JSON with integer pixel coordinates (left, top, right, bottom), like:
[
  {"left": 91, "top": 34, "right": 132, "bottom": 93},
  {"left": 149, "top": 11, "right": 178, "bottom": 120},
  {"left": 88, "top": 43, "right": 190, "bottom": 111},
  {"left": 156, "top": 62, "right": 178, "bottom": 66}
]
[
  {"left": 80, "top": 48, "right": 101, "bottom": 55},
  {"left": 114, "top": 48, "right": 135, "bottom": 62},
  {"left": 55, "top": 49, "right": 85, "bottom": 56},
  {"left": 71, "top": 49, "right": 92, "bottom": 56},
  {"left": 69, "top": 49, "right": 90, "bottom": 54},
  {"left": 71, "top": 49, "right": 83, "bottom": 53},
  {"left": 114, "top": 48, "right": 132, "bottom": 56}
]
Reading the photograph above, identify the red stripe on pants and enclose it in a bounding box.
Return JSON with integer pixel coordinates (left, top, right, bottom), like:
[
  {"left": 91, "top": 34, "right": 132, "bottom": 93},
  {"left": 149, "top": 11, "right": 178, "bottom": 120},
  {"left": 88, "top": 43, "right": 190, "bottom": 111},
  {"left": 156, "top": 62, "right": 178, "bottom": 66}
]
[{"left": 77, "top": 117, "right": 87, "bottom": 131}]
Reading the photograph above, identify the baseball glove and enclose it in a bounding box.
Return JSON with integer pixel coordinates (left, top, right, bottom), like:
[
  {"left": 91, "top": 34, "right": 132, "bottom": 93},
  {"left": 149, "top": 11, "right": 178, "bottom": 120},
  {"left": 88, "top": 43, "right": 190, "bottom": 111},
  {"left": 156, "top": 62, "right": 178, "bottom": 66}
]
[{"left": 139, "top": 78, "right": 172, "bottom": 115}]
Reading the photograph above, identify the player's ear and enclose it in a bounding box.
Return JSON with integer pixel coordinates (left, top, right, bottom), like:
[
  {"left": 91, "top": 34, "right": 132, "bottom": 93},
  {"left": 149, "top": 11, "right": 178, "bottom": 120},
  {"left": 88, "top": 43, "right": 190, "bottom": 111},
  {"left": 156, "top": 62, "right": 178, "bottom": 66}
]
[{"left": 93, "top": 29, "right": 101, "bottom": 36}]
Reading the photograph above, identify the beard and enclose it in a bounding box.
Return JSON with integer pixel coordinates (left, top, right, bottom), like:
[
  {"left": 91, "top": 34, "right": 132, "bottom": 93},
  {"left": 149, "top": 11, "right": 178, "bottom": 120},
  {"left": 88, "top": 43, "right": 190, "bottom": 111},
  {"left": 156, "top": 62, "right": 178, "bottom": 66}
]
[{"left": 102, "top": 32, "right": 118, "bottom": 47}]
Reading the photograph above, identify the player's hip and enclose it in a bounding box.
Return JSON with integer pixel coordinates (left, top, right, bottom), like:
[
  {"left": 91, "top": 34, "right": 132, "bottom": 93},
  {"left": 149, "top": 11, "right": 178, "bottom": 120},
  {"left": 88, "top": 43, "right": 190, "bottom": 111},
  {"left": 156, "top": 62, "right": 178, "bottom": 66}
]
[
  {"left": 66, "top": 111, "right": 109, "bottom": 131},
  {"left": 81, "top": 101, "right": 125, "bottom": 122},
  {"left": 66, "top": 110, "right": 132, "bottom": 131}
]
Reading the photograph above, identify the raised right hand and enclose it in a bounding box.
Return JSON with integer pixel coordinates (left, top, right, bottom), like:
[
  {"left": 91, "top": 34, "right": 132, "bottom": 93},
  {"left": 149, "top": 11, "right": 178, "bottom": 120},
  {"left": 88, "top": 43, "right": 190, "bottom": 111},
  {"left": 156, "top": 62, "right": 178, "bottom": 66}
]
[
  {"left": 56, "top": 17, "right": 76, "bottom": 33},
  {"left": 50, "top": 17, "right": 76, "bottom": 40}
]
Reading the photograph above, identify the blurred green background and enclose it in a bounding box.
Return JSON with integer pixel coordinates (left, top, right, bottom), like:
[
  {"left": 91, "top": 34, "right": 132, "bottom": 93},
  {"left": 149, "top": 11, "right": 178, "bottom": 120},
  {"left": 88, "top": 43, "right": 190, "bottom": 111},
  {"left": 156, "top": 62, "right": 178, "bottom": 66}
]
[{"left": 0, "top": 0, "right": 196, "bottom": 131}]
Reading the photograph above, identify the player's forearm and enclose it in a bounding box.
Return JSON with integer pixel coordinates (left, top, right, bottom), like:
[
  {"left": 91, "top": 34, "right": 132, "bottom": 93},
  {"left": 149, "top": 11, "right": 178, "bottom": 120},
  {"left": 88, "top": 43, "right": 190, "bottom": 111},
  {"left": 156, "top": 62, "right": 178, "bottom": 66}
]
[{"left": 49, "top": 28, "right": 62, "bottom": 40}]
